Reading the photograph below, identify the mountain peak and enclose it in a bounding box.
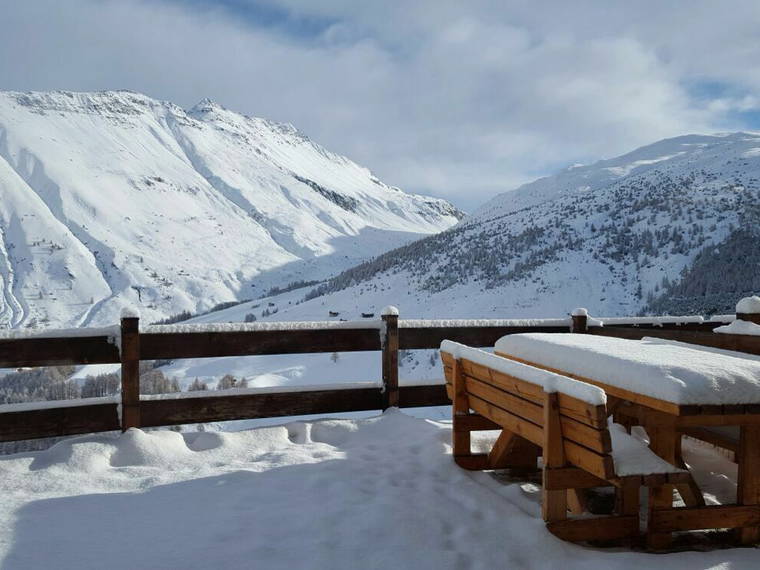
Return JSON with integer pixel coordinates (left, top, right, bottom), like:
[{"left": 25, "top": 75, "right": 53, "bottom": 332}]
[{"left": 188, "top": 97, "right": 225, "bottom": 115}]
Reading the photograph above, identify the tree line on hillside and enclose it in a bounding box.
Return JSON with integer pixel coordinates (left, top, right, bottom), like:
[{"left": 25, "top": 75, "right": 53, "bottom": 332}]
[{"left": 302, "top": 167, "right": 760, "bottom": 315}]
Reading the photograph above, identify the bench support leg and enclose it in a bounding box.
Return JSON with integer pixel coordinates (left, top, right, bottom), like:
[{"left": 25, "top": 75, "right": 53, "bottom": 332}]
[
  {"left": 737, "top": 425, "right": 760, "bottom": 545},
  {"left": 616, "top": 478, "right": 640, "bottom": 518},
  {"left": 673, "top": 436, "right": 705, "bottom": 508},
  {"left": 451, "top": 358, "right": 490, "bottom": 470},
  {"left": 567, "top": 489, "right": 587, "bottom": 515},
  {"left": 542, "top": 392, "right": 567, "bottom": 522},
  {"left": 489, "top": 430, "right": 540, "bottom": 471}
]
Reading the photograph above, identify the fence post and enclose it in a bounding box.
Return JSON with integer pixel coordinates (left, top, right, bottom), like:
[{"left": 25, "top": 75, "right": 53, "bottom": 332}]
[
  {"left": 120, "top": 313, "right": 141, "bottom": 430},
  {"left": 736, "top": 296, "right": 760, "bottom": 325},
  {"left": 381, "top": 306, "right": 399, "bottom": 410},
  {"left": 571, "top": 307, "right": 588, "bottom": 334}
]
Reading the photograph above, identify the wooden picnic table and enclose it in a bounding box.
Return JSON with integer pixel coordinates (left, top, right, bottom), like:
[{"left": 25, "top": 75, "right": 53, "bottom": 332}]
[{"left": 494, "top": 333, "right": 760, "bottom": 549}]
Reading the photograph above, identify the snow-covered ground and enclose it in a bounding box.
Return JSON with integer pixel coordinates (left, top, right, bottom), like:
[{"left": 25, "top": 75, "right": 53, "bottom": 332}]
[{"left": 0, "top": 410, "right": 754, "bottom": 569}]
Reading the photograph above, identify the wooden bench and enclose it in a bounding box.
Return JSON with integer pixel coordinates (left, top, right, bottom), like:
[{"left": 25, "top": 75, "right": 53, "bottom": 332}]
[{"left": 440, "top": 341, "right": 692, "bottom": 544}]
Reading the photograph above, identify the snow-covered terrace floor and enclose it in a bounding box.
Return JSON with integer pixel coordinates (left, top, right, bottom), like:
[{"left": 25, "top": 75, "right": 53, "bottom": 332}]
[{"left": 0, "top": 411, "right": 757, "bottom": 569}]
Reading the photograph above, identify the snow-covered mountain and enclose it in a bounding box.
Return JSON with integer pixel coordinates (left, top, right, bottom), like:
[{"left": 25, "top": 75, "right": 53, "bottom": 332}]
[
  {"left": 78, "top": 130, "right": 756, "bottom": 394},
  {"left": 268, "top": 132, "right": 760, "bottom": 321},
  {"left": 7, "top": 131, "right": 760, "bottom": 407},
  {"left": 0, "top": 90, "right": 462, "bottom": 329}
]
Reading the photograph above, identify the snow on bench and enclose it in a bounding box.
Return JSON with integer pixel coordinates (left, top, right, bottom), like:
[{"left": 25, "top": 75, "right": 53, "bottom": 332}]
[
  {"left": 495, "top": 333, "right": 760, "bottom": 405},
  {"left": 608, "top": 422, "right": 684, "bottom": 476},
  {"left": 441, "top": 340, "right": 605, "bottom": 405}
]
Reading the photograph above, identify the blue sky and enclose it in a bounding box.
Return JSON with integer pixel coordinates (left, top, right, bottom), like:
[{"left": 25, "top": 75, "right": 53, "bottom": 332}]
[{"left": 1, "top": 0, "right": 760, "bottom": 210}]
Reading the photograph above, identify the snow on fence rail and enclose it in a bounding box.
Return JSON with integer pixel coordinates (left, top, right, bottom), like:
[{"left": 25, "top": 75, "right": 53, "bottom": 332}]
[{"left": 2, "top": 305, "right": 760, "bottom": 443}]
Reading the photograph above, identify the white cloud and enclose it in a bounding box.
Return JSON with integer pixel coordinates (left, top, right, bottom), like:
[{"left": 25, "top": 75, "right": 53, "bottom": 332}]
[{"left": 1, "top": 0, "right": 759, "bottom": 210}]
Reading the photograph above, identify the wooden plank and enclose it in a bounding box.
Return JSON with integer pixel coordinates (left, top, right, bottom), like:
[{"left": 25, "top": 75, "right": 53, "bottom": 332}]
[
  {"left": 453, "top": 413, "right": 500, "bottom": 431},
  {"left": 397, "top": 384, "right": 449, "bottom": 408},
  {"left": 140, "top": 328, "right": 381, "bottom": 360},
  {"left": 5, "top": 384, "right": 445, "bottom": 443},
  {"left": 567, "top": 489, "right": 587, "bottom": 515},
  {"left": 543, "top": 467, "right": 611, "bottom": 490},
  {"left": 441, "top": 351, "right": 455, "bottom": 368},
  {"left": 495, "top": 351, "right": 682, "bottom": 417},
  {"left": 488, "top": 429, "right": 517, "bottom": 468},
  {"left": 400, "top": 325, "right": 569, "bottom": 350},
  {"left": 140, "top": 387, "right": 384, "bottom": 427},
  {"left": 542, "top": 392, "right": 567, "bottom": 522},
  {"left": 678, "top": 414, "right": 760, "bottom": 427},
  {"left": 737, "top": 425, "right": 760, "bottom": 544},
  {"left": 381, "top": 313, "right": 399, "bottom": 409},
  {"left": 0, "top": 335, "right": 120, "bottom": 368},
  {"left": 680, "top": 427, "right": 739, "bottom": 454},
  {"left": 617, "top": 478, "right": 640, "bottom": 518},
  {"left": 464, "top": 376, "right": 543, "bottom": 424},
  {"left": 461, "top": 357, "right": 607, "bottom": 427},
  {"left": 547, "top": 515, "right": 639, "bottom": 542},
  {"left": 0, "top": 402, "right": 120, "bottom": 441},
  {"left": 563, "top": 439, "right": 615, "bottom": 481},
  {"left": 467, "top": 394, "right": 543, "bottom": 447},
  {"left": 461, "top": 358, "right": 544, "bottom": 402},
  {"left": 559, "top": 416, "right": 611, "bottom": 455},
  {"left": 650, "top": 505, "right": 760, "bottom": 532},
  {"left": 120, "top": 317, "right": 140, "bottom": 430}
]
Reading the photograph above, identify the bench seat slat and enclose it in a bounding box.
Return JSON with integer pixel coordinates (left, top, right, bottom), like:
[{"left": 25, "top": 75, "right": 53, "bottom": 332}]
[{"left": 467, "top": 394, "right": 543, "bottom": 447}]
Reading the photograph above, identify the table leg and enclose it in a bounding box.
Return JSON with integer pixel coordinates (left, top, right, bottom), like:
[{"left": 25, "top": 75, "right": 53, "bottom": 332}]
[
  {"left": 674, "top": 435, "right": 705, "bottom": 507},
  {"left": 646, "top": 424, "right": 678, "bottom": 550},
  {"left": 737, "top": 425, "right": 760, "bottom": 545}
]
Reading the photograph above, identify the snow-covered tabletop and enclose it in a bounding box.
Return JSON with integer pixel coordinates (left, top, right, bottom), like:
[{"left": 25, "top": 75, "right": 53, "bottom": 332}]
[{"left": 494, "top": 333, "right": 760, "bottom": 406}]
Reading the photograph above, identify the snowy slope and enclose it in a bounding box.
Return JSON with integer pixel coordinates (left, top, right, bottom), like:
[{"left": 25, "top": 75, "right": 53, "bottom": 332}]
[
  {"left": 292, "top": 132, "right": 760, "bottom": 320},
  {"left": 0, "top": 90, "right": 461, "bottom": 329}
]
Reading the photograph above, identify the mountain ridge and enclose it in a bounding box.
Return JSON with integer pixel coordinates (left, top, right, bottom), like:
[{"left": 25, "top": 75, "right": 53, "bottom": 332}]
[
  {"left": 0, "top": 89, "right": 462, "bottom": 329},
  {"left": 282, "top": 131, "right": 760, "bottom": 321}
]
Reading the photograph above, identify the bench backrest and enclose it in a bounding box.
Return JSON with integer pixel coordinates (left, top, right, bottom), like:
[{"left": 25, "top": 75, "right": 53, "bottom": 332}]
[{"left": 441, "top": 347, "right": 616, "bottom": 480}]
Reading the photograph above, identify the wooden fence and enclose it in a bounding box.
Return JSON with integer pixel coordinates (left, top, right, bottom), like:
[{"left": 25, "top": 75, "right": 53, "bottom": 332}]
[{"left": 1, "top": 309, "right": 758, "bottom": 443}]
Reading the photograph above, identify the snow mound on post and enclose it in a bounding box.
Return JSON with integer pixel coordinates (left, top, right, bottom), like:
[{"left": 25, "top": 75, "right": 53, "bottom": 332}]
[
  {"left": 737, "top": 296, "right": 760, "bottom": 314},
  {"left": 440, "top": 340, "right": 606, "bottom": 405},
  {"left": 120, "top": 307, "right": 140, "bottom": 319},
  {"left": 571, "top": 308, "right": 588, "bottom": 317},
  {"left": 381, "top": 305, "right": 399, "bottom": 316}
]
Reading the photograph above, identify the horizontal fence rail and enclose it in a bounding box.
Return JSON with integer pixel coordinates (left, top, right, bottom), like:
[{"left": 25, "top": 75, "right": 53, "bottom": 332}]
[{"left": 1, "top": 308, "right": 759, "bottom": 443}]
